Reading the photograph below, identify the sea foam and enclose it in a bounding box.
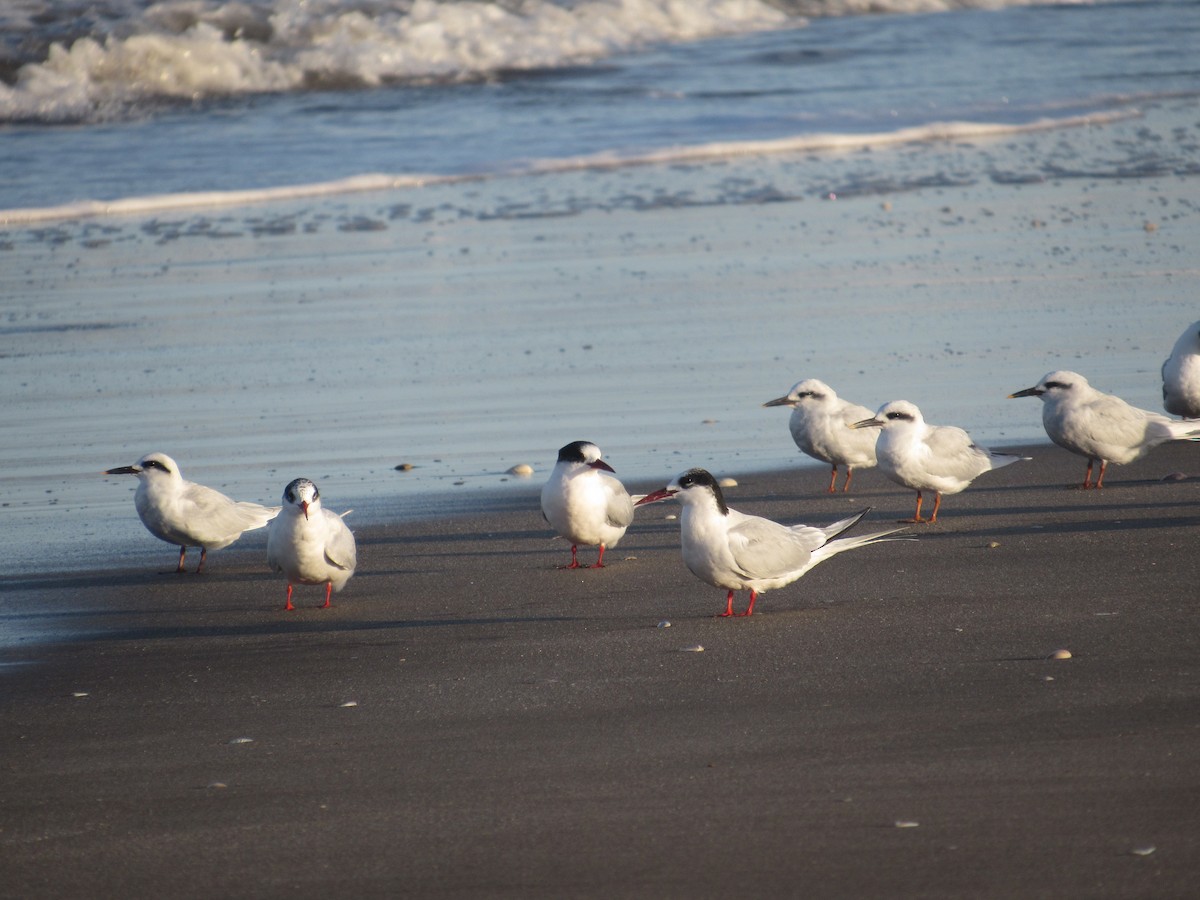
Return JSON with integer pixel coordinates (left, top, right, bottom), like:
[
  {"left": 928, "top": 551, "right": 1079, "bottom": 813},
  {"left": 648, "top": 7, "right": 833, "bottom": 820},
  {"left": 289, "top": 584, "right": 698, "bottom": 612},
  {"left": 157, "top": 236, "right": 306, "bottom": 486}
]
[
  {"left": 0, "top": 0, "right": 1074, "bottom": 124},
  {"left": 0, "top": 0, "right": 791, "bottom": 123},
  {"left": 0, "top": 109, "right": 1136, "bottom": 225}
]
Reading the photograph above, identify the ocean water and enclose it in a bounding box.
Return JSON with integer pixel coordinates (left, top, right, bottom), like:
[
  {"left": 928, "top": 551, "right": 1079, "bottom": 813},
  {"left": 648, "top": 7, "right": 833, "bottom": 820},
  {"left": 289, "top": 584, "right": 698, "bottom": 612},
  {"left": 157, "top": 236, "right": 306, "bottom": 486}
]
[
  {"left": 1, "top": 0, "right": 1199, "bottom": 582},
  {"left": 4, "top": 0, "right": 1199, "bottom": 214}
]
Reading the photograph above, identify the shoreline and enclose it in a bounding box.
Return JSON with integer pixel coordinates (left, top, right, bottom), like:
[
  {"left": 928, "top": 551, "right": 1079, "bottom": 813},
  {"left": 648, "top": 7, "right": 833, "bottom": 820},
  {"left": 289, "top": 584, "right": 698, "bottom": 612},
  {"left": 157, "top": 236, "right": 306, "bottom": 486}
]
[
  {"left": 2, "top": 434, "right": 1195, "bottom": 634},
  {"left": 2, "top": 439, "right": 1198, "bottom": 895},
  {"left": 4, "top": 102, "right": 1199, "bottom": 579}
]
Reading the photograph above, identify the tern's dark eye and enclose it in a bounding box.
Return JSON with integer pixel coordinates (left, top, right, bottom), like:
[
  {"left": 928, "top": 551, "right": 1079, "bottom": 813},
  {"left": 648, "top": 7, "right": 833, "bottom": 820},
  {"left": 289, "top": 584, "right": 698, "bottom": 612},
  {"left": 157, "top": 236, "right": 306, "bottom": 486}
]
[
  {"left": 886, "top": 411, "right": 913, "bottom": 421},
  {"left": 144, "top": 459, "right": 169, "bottom": 473},
  {"left": 285, "top": 490, "right": 295, "bottom": 502},
  {"left": 1044, "top": 381, "right": 1070, "bottom": 390}
]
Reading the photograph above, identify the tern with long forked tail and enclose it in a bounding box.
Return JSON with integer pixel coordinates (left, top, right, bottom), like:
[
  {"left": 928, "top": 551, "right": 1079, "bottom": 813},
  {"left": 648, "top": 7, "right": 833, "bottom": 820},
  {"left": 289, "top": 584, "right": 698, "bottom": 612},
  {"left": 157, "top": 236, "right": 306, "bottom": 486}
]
[{"left": 636, "top": 468, "right": 907, "bottom": 617}]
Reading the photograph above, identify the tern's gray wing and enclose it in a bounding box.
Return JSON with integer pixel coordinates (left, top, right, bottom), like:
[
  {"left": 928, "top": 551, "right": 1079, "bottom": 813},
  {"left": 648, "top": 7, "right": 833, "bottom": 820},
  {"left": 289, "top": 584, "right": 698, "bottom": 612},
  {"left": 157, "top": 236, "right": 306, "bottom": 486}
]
[
  {"left": 1077, "top": 395, "right": 1169, "bottom": 446},
  {"left": 602, "top": 474, "right": 635, "bottom": 529},
  {"left": 265, "top": 517, "right": 284, "bottom": 573},
  {"left": 323, "top": 511, "right": 357, "bottom": 572},
  {"left": 726, "top": 514, "right": 814, "bottom": 580},
  {"left": 924, "top": 424, "right": 992, "bottom": 479},
  {"left": 836, "top": 400, "right": 876, "bottom": 428},
  {"left": 180, "top": 482, "right": 276, "bottom": 543}
]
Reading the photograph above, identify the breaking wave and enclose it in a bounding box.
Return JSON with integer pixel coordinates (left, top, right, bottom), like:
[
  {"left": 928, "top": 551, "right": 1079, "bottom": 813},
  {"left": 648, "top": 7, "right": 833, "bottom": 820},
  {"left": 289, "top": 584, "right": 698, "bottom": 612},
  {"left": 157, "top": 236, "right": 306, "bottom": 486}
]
[{"left": 0, "top": 0, "right": 1081, "bottom": 123}]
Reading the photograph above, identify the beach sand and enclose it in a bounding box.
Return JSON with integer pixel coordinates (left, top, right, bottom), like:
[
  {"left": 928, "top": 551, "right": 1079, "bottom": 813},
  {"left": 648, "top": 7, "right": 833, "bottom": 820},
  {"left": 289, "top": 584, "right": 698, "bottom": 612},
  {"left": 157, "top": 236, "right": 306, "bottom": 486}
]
[{"left": 3, "top": 439, "right": 1199, "bottom": 897}]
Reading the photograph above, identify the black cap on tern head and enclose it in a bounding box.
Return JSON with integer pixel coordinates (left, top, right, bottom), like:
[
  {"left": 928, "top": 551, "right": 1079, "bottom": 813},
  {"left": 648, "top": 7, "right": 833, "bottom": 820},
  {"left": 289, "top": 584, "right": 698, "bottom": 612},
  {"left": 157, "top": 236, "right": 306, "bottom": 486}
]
[
  {"left": 557, "top": 440, "right": 598, "bottom": 463},
  {"left": 675, "top": 467, "right": 729, "bottom": 516},
  {"left": 555, "top": 440, "right": 615, "bottom": 472}
]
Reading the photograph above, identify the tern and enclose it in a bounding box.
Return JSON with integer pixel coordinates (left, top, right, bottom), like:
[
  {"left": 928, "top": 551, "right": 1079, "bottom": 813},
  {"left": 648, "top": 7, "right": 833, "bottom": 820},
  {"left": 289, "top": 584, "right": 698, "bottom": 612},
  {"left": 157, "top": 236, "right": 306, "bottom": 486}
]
[
  {"left": 763, "top": 378, "right": 878, "bottom": 492},
  {"left": 1010, "top": 370, "right": 1199, "bottom": 488},
  {"left": 103, "top": 451, "right": 279, "bottom": 573},
  {"left": 635, "top": 468, "right": 906, "bottom": 617},
  {"left": 540, "top": 440, "right": 635, "bottom": 568},
  {"left": 1162, "top": 320, "right": 1200, "bottom": 418},
  {"left": 267, "top": 478, "right": 357, "bottom": 610},
  {"left": 853, "top": 400, "right": 1028, "bottom": 523}
]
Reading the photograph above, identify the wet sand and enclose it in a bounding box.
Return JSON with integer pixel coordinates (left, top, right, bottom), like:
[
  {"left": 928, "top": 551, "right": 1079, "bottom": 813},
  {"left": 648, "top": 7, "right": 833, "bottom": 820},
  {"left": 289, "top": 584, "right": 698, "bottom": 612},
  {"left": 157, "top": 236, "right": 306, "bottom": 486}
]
[{"left": 3, "top": 440, "right": 1199, "bottom": 898}]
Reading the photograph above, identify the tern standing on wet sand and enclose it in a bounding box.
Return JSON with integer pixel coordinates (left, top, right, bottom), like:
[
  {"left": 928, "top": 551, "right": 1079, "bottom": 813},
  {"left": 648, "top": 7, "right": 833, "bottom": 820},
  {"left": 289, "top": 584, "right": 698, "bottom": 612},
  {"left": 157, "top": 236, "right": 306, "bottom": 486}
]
[
  {"left": 104, "top": 451, "right": 279, "bottom": 573},
  {"left": 853, "top": 401, "right": 1029, "bottom": 523},
  {"left": 763, "top": 379, "right": 879, "bottom": 493},
  {"left": 636, "top": 467, "right": 907, "bottom": 617},
  {"left": 1010, "top": 370, "right": 1200, "bottom": 489},
  {"left": 540, "top": 441, "right": 636, "bottom": 569},
  {"left": 267, "top": 478, "right": 357, "bottom": 611}
]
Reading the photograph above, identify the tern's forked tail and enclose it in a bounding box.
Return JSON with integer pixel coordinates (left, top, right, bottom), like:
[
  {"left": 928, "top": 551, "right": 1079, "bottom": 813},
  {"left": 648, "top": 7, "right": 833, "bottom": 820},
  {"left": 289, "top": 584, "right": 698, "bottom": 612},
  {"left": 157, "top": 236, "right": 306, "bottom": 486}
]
[
  {"left": 814, "top": 523, "right": 915, "bottom": 565},
  {"left": 807, "top": 506, "right": 914, "bottom": 562}
]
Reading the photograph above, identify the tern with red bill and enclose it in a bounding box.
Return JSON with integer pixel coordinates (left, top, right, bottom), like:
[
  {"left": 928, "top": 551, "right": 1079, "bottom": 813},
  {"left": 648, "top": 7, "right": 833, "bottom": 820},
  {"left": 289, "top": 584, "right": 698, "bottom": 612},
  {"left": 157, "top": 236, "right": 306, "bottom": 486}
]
[
  {"left": 267, "top": 478, "right": 356, "bottom": 610},
  {"left": 852, "top": 400, "right": 1028, "bottom": 523},
  {"left": 1010, "top": 370, "right": 1200, "bottom": 489},
  {"left": 636, "top": 468, "right": 907, "bottom": 617},
  {"left": 540, "top": 440, "right": 635, "bottom": 569},
  {"left": 103, "top": 451, "right": 278, "bottom": 573},
  {"left": 763, "top": 378, "right": 878, "bottom": 492}
]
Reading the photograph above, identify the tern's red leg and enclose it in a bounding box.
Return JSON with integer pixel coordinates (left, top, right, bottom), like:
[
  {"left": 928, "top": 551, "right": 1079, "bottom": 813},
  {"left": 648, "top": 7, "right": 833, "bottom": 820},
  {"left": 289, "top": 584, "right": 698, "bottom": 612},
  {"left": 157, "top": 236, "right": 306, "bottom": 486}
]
[
  {"left": 901, "top": 490, "right": 931, "bottom": 524},
  {"left": 589, "top": 544, "right": 607, "bottom": 569},
  {"left": 285, "top": 584, "right": 295, "bottom": 612},
  {"left": 928, "top": 492, "right": 943, "bottom": 524},
  {"left": 195, "top": 547, "right": 207, "bottom": 574},
  {"left": 1095, "top": 460, "right": 1108, "bottom": 489},
  {"left": 321, "top": 582, "right": 332, "bottom": 609},
  {"left": 841, "top": 467, "right": 854, "bottom": 493},
  {"left": 176, "top": 546, "right": 187, "bottom": 573},
  {"left": 1081, "top": 459, "right": 1095, "bottom": 489},
  {"left": 734, "top": 590, "right": 759, "bottom": 617},
  {"left": 558, "top": 544, "right": 582, "bottom": 570},
  {"left": 715, "top": 590, "right": 735, "bottom": 618},
  {"left": 826, "top": 465, "right": 838, "bottom": 494}
]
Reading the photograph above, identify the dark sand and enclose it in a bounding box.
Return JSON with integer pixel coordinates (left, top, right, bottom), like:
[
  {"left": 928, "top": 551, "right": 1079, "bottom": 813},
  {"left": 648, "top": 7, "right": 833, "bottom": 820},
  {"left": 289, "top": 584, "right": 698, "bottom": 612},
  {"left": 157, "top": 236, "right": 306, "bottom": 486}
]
[{"left": 3, "top": 441, "right": 1199, "bottom": 898}]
